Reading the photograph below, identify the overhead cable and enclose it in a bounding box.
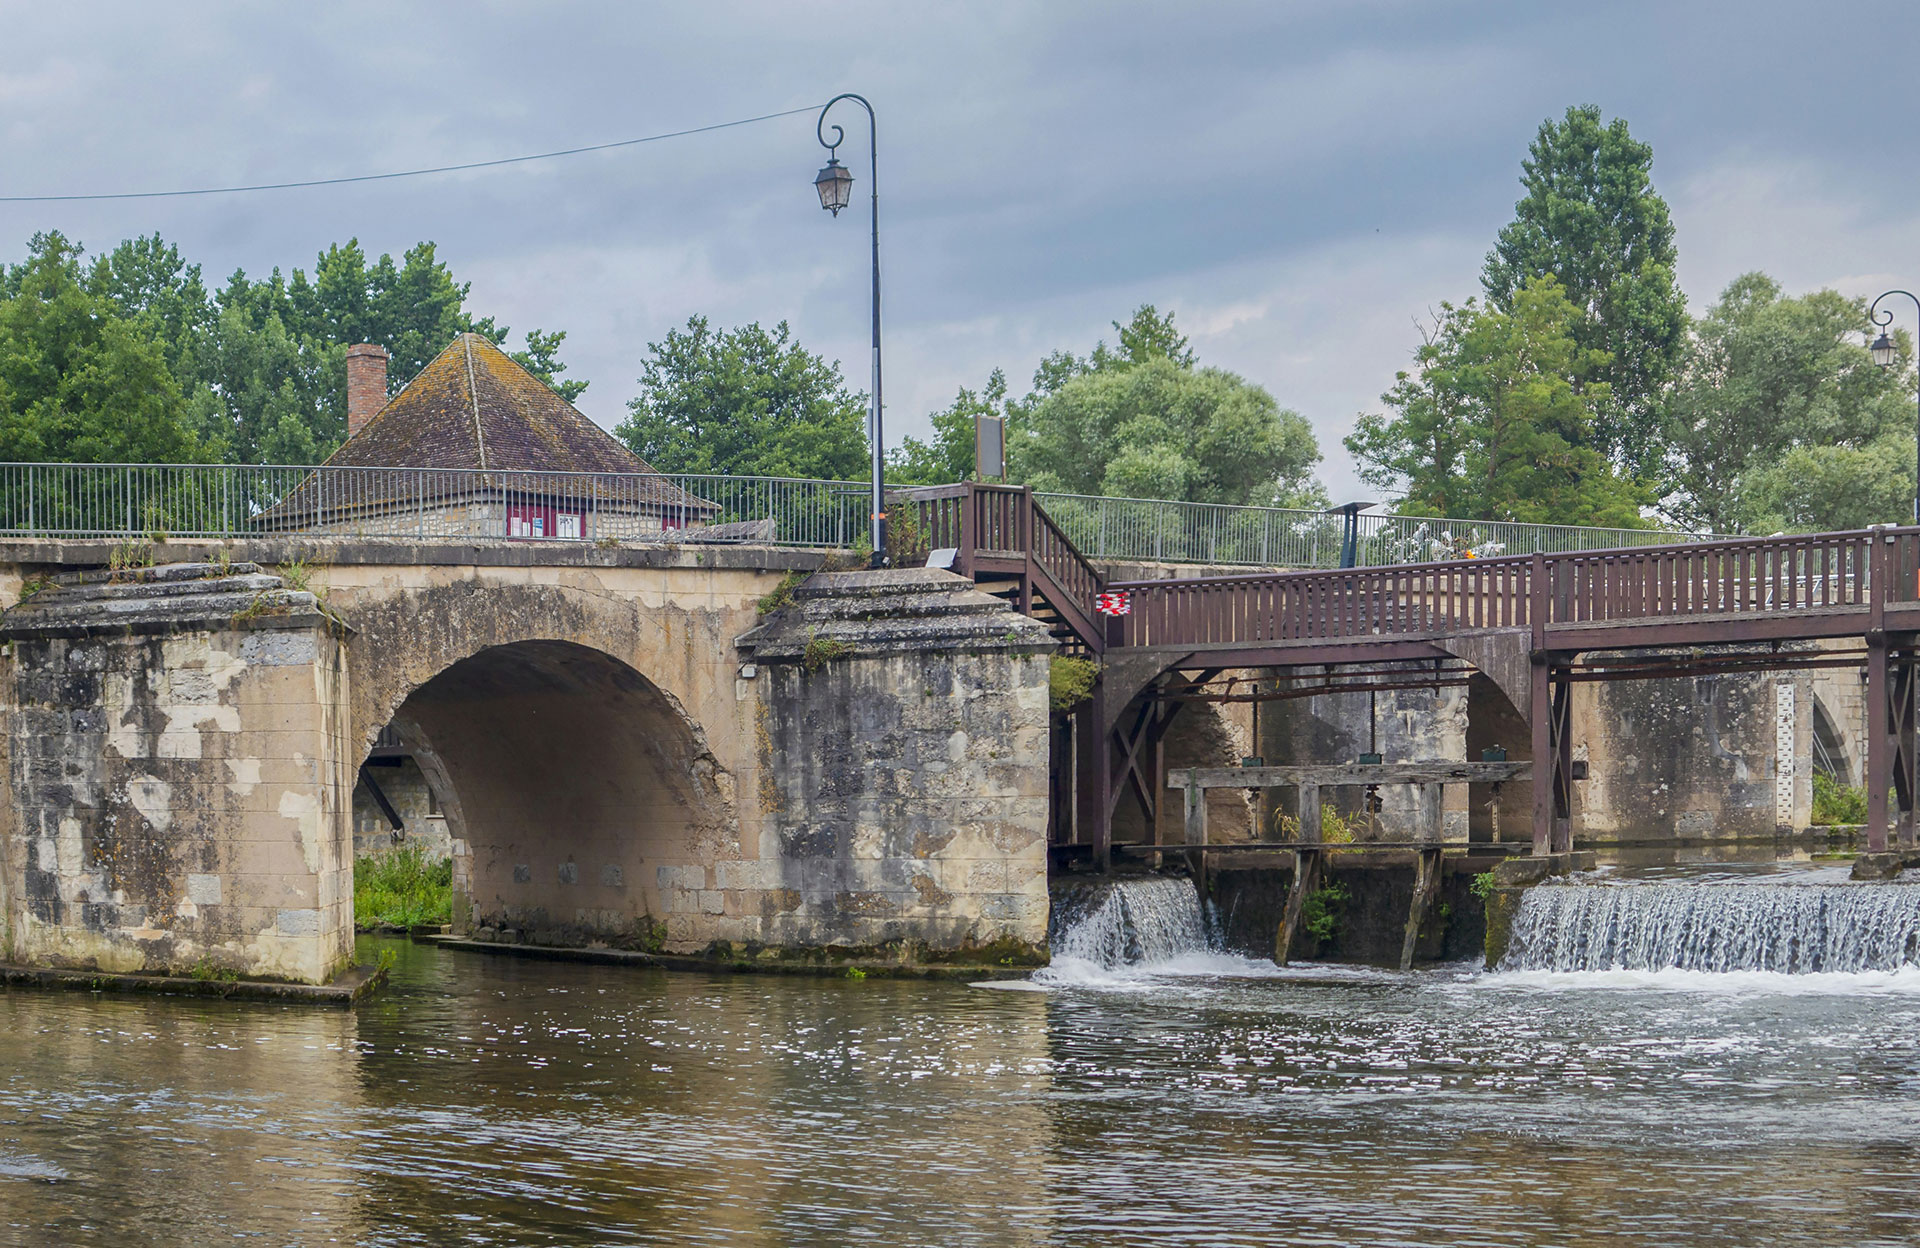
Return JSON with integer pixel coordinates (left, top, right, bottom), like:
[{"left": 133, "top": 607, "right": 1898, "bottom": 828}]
[{"left": 0, "top": 104, "right": 820, "bottom": 203}]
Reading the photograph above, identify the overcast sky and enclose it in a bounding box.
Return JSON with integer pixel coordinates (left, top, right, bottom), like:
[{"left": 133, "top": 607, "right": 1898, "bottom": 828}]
[{"left": 3, "top": 1, "right": 1917, "bottom": 499}]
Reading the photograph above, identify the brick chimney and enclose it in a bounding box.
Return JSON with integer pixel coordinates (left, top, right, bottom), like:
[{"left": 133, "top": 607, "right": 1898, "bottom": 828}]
[{"left": 345, "top": 343, "right": 390, "bottom": 438}]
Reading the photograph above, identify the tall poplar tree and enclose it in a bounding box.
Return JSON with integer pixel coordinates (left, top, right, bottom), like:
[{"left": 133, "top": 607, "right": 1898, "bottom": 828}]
[{"left": 1482, "top": 105, "right": 1687, "bottom": 479}]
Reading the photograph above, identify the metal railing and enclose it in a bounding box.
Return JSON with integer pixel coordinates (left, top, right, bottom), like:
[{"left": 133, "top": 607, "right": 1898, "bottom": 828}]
[
  {"left": 0, "top": 463, "right": 873, "bottom": 547},
  {"left": 1028, "top": 490, "right": 1722, "bottom": 569},
  {"left": 0, "top": 462, "right": 1725, "bottom": 566}
]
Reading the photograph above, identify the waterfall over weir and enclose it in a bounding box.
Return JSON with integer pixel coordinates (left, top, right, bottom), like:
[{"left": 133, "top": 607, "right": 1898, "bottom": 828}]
[
  {"left": 1048, "top": 877, "right": 1212, "bottom": 969},
  {"left": 1502, "top": 878, "right": 1920, "bottom": 974}
]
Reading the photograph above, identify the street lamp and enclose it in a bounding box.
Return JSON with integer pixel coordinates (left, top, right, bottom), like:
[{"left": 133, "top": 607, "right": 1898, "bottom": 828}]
[
  {"left": 1868, "top": 290, "right": 1920, "bottom": 525},
  {"left": 814, "top": 93, "right": 887, "bottom": 567}
]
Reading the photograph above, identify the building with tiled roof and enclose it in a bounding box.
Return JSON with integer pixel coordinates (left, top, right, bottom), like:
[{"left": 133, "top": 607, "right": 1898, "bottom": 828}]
[{"left": 259, "top": 333, "right": 718, "bottom": 539}]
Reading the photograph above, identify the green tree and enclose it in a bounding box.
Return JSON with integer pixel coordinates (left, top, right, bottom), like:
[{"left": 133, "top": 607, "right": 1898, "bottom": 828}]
[
  {"left": 1483, "top": 105, "right": 1688, "bottom": 477},
  {"left": 615, "top": 316, "right": 869, "bottom": 479},
  {"left": 0, "top": 232, "right": 204, "bottom": 463},
  {"left": 1346, "top": 276, "right": 1647, "bottom": 528},
  {"left": 890, "top": 370, "right": 1008, "bottom": 485},
  {"left": 1664, "top": 272, "right": 1914, "bottom": 534},
  {"left": 1016, "top": 357, "right": 1323, "bottom": 507},
  {"left": 893, "top": 304, "right": 1322, "bottom": 505}
]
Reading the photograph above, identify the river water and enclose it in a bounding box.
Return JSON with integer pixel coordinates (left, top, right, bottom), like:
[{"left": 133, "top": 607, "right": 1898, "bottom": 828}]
[{"left": 6, "top": 878, "right": 1920, "bottom": 1246}]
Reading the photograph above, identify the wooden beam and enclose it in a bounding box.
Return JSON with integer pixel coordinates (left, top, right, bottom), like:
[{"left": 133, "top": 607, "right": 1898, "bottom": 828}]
[
  {"left": 1167, "top": 761, "right": 1532, "bottom": 789},
  {"left": 1274, "top": 847, "right": 1319, "bottom": 966},
  {"left": 358, "top": 765, "right": 403, "bottom": 832},
  {"left": 1399, "top": 846, "right": 1443, "bottom": 971}
]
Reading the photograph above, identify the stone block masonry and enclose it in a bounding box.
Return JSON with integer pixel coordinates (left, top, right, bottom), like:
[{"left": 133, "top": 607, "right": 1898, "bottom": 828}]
[
  {"left": 0, "top": 563, "right": 353, "bottom": 984},
  {"left": 737, "top": 568, "right": 1057, "bottom": 961}
]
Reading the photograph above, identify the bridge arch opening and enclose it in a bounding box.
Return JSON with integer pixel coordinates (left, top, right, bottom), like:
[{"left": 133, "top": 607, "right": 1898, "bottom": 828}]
[
  {"left": 1811, "top": 694, "right": 1854, "bottom": 787},
  {"left": 365, "top": 639, "right": 731, "bottom": 943}
]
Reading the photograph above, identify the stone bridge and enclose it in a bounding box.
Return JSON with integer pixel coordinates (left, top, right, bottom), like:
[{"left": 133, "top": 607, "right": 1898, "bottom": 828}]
[{"left": 0, "top": 539, "right": 1054, "bottom": 984}]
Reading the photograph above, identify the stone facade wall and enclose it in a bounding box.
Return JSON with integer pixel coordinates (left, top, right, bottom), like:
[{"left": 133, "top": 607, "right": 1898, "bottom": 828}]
[
  {"left": 742, "top": 569, "right": 1055, "bottom": 960},
  {"left": 0, "top": 565, "right": 352, "bottom": 983}
]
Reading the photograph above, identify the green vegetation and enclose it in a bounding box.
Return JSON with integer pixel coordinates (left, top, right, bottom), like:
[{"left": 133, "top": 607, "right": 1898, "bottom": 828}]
[
  {"left": 616, "top": 316, "right": 870, "bottom": 481},
  {"left": 1301, "top": 879, "right": 1351, "bottom": 944},
  {"left": 1470, "top": 871, "right": 1497, "bottom": 900},
  {"left": 1811, "top": 772, "right": 1870, "bottom": 826},
  {"left": 756, "top": 569, "right": 807, "bottom": 617},
  {"left": 354, "top": 845, "right": 452, "bottom": 929},
  {"left": 1048, "top": 655, "right": 1099, "bottom": 712},
  {"left": 802, "top": 629, "right": 850, "bottom": 672},
  {"left": 185, "top": 955, "right": 238, "bottom": 982},
  {"left": 892, "top": 306, "right": 1326, "bottom": 510},
  {"left": 1347, "top": 277, "right": 1647, "bottom": 529},
  {"left": 276, "top": 558, "right": 315, "bottom": 594},
  {"left": 1481, "top": 104, "right": 1687, "bottom": 479},
  {"left": 0, "top": 230, "right": 581, "bottom": 467}
]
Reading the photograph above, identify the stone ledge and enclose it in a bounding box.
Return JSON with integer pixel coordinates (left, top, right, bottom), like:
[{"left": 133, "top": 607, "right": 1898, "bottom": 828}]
[
  {"left": 738, "top": 566, "right": 1056, "bottom": 662},
  {"left": 420, "top": 934, "right": 1039, "bottom": 980},
  {"left": 0, "top": 537, "right": 829, "bottom": 575},
  {"left": 0, "top": 961, "right": 387, "bottom": 1005}
]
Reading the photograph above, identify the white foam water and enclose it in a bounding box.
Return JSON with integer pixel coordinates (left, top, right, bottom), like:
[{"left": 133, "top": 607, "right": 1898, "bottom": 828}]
[
  {"left": 1024, "top": 876, "right": 1282, "bottom": 988},
  {"left": 1501, "top": 877, "right": 1920, "bottom": 975}
]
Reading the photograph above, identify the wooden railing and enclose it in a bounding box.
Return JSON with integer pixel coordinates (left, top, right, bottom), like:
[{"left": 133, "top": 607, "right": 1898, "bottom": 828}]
[
  {"left": 1107, "top": 526, "right": 1920, "bottom": 651},
  {"left": 904, "top": 483, "right": 1107, "bottom": 650}
]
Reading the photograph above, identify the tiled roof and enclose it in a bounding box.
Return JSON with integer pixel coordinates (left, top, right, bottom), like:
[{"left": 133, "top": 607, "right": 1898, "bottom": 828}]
[
  {"left": 330, "top": 333, "right": 648, "bottom": 476},
  {"left": 259, "top": 333, "right": 715, "bottom": 528}
]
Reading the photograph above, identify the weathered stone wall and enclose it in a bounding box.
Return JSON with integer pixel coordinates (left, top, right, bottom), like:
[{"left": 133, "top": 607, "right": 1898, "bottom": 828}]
[
  {"left": 741, "top": 569, "right": 1055, "bottom": 960},
  {"left": 0, "top": 565, "right": 353, "bottom": 983}
]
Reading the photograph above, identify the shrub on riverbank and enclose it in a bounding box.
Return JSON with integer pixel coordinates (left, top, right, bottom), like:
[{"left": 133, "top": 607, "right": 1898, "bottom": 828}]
[
  {"left": 1811, "top": 772, "right": 1868, "bottom": 826},
  {"left": 355, "top": 846, "right": 452, "bottom": 929}
]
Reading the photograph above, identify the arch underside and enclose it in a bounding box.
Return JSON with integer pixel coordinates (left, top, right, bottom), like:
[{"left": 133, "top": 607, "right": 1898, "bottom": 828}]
[{"left": 382, "top": 639, "right": 732, "bottom": 943}]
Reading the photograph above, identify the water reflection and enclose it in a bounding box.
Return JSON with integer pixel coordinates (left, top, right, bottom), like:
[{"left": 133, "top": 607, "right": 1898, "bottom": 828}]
[{"left": 3, "top": 939, "right": 1920, "bottom": 1245}]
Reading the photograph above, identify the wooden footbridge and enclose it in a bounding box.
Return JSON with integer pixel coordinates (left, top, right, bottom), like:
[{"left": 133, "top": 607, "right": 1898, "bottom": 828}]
[{"left": 911, "top": 483, "right": 1920, "bottom": 870}]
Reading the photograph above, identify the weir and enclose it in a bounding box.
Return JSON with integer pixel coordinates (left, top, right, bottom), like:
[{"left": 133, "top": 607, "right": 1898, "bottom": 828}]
[
  {"left": 1048, "top": 876, "right": 1212, "bottom": 970},
  {"left": 1500, "top": 874, "right": 1920, "bottom": 974}
]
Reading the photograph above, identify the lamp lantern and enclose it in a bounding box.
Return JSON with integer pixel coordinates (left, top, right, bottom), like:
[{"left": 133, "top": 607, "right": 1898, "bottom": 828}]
[{"left": 813, "top": 157, "right": 853, "bottom": 217}]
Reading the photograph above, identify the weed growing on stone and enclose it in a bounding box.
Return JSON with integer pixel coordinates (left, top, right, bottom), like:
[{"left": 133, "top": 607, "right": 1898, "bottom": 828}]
[
  {"left": 186, "top": 956, "right": 238, "bottom": 983},
  {"left": 354, "top": 845, "right": 452, "bottom": 929},
  {"left": 277, "top": 558, "right": 315, "bottom": 594},
  {"left": 108, "top": 537, "right": 154, "bottom": 578},
  {"left": 1301, "top": 880, "right": 1351, "bottom": 944},
  {"left": 1470, "top": 871, "right": 1497, "bottom": 899},
  {"left": 757, "top": 570, "right": 807, "bottom": 617},
  {"left": 802, "top": 629, "right": 850, "bottom": 671},
  {"left": 17, "top": 575, "right": 54, "bottom": 602}
]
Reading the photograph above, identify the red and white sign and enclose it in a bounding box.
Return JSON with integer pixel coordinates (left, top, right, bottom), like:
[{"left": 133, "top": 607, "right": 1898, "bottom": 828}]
[{"left": 1094, "top": 591, "right": 1131, "bottom": 616}]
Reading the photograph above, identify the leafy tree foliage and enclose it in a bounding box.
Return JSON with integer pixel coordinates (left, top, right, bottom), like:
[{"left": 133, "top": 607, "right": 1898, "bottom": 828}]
[
  {"left": 892, "top": 305, "right": 1325, "bottom": 508},
  {"left": 1663, "top": 273, "right": 1914, "bottom": 534},
  {"left": 1483, "top": 105, "right": 1687, "bottom": 477},
  {"left": 1346, "top": 277, "right": 1647, "bottom": 528},
  {"left": 0, "top": 230, "right": 585, "bottom": 466},
  {"left": 0, "top": 233, "right": 205, "bottom": 463},
  {"left": 616, "top": 316, "right": 870, "bottom": 480}
]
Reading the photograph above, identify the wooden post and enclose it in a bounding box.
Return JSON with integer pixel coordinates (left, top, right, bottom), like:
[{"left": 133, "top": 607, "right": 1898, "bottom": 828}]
[
  {"left": 1275, "top": 781, "right": 1323, "bottom": 965},
  {"left": 1550, "top": 673, "right": 1574, "bottom": 855},
  {"left": 1184, "top": 768, "right": 1208, "bottom": 899},
  {"left": 1869, "top": 638, "right": 1890, "bottom": 854},
  {"left": 1897, "top": 656, "right": 1917, "bottom": 850},
  {"left": 1091, "top": 680, "right": 1112, "bottom": 872},
  {"left": 1529, "top": 655, "right": 1552, "bottom": 856},
  {"left": 1399, "top": 847, "right": 1443, "bottom": 972}
]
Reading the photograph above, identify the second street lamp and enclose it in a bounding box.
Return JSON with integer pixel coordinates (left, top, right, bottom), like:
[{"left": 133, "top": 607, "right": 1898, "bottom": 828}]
[
  {"left": 814, "top": 93, "right": 887, "bottom": 567},
  {"left": 1868, "top": 289, "right": 1920, "bottom": 525}
]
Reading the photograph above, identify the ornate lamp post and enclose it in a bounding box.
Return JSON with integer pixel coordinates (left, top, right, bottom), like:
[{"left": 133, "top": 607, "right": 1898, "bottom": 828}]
[
  {"left": 1868, "top": 289, "right": 1920, "bottom": 524},
  {"left": 814, "top": 94, "right": 887, "bottom": 567}
]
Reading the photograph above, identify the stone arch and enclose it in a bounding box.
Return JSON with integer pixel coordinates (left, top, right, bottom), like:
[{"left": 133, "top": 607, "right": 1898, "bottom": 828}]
[
  {"left": 1811, "top": 693, "right": 1854, "bottom": 787},
  {"left": 374, "top": 638, "right": 735, "bottom": 944},
  {"left": 340, "top": 580, "right": 739, "bottom": 946}
]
